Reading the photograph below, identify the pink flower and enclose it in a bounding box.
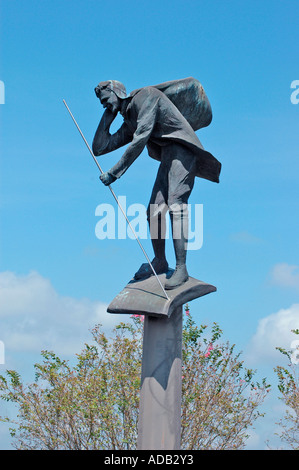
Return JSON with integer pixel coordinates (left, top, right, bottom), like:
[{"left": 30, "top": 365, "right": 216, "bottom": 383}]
[
  {"left": 131, "top": 314, "right": 144, "bottom": 321},
  {"left": 204, "top": 343, "right": 213, "bottom": 357}
]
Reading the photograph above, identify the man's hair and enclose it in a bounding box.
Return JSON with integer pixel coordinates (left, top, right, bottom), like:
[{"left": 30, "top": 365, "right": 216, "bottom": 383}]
[{"left": 94, "top": 80, "right": 127, "bottom": 99}]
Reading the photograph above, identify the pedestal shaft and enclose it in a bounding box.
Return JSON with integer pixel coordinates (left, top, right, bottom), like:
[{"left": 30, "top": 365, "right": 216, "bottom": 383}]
[{"left": 137, "top": 306, "right": 183, "bottom": 450}]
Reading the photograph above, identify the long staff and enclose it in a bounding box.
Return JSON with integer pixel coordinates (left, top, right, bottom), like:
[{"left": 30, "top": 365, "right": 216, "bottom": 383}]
[{"left": 63, "top": 99, "right": 170, "bottom": 301}]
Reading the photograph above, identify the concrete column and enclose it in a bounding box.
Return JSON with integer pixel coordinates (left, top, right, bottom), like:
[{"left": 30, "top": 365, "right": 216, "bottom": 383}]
[{"left": 137, "top": 306, "right": 183, "bottom": 450}]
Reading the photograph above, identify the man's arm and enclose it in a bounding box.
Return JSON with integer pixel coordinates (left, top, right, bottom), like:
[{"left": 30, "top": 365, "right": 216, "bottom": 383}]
[
  {"left": 108, "top": 89, "right": 159, "bottom": 180},
  {"left": 92, "top": 109, "right": 132, "bottom": 156}
]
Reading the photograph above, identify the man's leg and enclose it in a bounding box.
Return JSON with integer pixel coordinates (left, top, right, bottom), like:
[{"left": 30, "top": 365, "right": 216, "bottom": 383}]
[
  {"left": 165, "top": 204, "right": 189, "bottom": 289},
  {"left": 148, "top": 201, "right": 168, "bottom": 261},
  {"left": 134, "top": 164, "right": 169, "bottom": 280},
  {"left": 164, "top": 144, "right": 196, "bottom": 290}
]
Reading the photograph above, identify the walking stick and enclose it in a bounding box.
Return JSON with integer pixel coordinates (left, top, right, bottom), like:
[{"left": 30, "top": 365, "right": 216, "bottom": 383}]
[{"left": 63, "top": 99, "right": 170, "bottom": 301}]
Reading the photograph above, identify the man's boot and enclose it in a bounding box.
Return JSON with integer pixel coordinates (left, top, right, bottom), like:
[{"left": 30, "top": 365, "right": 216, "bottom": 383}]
[
  {"left": 134, "top": 210, "right": 168, "bottom": 280},
  {"left": 165, "top": 206, "right": 189, "bottom": 290}
]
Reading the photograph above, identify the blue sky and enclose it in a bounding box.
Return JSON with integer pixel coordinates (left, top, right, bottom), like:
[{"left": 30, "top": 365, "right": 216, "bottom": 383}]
[{"left": 0, "top": 0, "right": 299, "bottom": 450}]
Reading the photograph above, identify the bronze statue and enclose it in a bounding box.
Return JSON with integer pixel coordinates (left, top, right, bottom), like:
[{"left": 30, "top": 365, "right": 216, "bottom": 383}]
[{"left": 92, "top": 78, "right": 221, "bottom": 289}]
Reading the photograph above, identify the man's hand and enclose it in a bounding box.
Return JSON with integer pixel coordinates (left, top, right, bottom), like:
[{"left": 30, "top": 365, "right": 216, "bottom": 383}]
[
  {"left": 100, "top": 171, "right": 117, "bottom": 186},
  {"left": 103, "top": 107, "right": 118, "bottom": 122}
]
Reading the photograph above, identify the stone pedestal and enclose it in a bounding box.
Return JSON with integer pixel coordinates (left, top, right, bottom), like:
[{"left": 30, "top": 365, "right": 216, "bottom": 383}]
[
  {"left": 137, "top": 306, "right": 183, "bottom": 450},
  {"left": 107, "top": 270, "right": 216, "bottom": 318},
  {"left": 107, "top": 270, "right": 216, "bottom": 450}
]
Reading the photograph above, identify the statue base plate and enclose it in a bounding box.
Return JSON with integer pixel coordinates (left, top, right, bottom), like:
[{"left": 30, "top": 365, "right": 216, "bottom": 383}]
[{"left": 107, "top": 269, "right": 216, "bottom": 318}]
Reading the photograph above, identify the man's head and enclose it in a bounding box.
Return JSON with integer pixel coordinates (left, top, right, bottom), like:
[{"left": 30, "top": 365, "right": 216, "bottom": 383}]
[{"left": 95, "top": 80, "right": 127, "bottom": 114}]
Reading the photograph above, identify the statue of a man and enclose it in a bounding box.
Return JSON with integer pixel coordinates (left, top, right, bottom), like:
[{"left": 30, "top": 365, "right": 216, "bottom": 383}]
[{"left": 92, "top": 79, "right": 221, "bottom": 289}]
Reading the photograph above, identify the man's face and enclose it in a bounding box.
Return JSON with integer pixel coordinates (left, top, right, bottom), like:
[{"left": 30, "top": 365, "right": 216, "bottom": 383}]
[{"left": 99, "top": 88, "right": 120, "bottom": 114}]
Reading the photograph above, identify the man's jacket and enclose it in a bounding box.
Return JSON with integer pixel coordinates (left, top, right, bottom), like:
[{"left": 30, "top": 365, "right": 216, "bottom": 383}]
[{"left": 92, "top": 86, "right": 221, "bottom": 183}]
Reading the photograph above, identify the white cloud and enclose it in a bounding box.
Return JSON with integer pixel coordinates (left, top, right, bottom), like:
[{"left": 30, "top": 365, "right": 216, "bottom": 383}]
[
  {"left": 0, "top": 271, "right": 125, "bottom": 357},
  {"left": 246, "top": 304, "right": 299, "bottom": 364},
  {"left": 245, "top": 430, "right": 261, "bottom": 449},
  {"left": 230, "top": 230, "right": 263, "bottom": 244},
  {"left": 270, "top": 263, "right": 299, "bottom": 290}
]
